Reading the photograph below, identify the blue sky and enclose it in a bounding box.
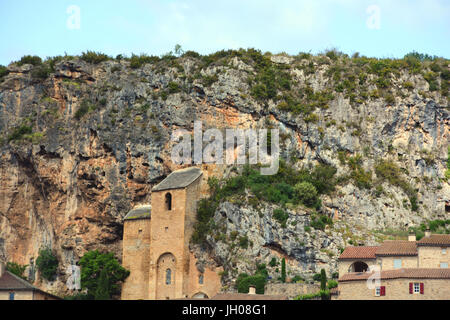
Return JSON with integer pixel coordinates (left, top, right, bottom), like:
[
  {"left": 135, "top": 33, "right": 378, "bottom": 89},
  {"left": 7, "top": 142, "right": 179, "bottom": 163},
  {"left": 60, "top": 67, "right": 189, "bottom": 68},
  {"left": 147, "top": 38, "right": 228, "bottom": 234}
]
[{"left": 0, "top": 0, "right": 449, "bottom": 65}]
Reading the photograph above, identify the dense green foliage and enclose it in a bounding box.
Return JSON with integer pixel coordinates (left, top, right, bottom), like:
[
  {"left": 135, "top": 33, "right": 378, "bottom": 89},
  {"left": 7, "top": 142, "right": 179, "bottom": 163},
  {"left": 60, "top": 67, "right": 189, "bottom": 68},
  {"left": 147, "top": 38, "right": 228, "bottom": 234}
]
[
  {"left": 36, "top": 248, "right": 59, "bottom": 281},
  {"left": 16, "top": 55, "right": 43, "bottom": 66},
  {"left": 273, "top": 209, "right": 289, "bottom": 228},
  {"left": 236, "top": 264, "right": 268, "bottom": 294},
  {"left": 327, "top": 279, "right": 338, "bottom": 289},
  {"left": 8, "top": 124, "right": 32, "bottom": 142},
  {"left": 74, "top": 100, "right": 99, "bottom": 119},
  {"left": 0, "top": 65, "right": 9, "bottom": 80},
  {"left": 78, "top": 250, "right": 130, "bottom": 300},
  {"left": 6, "top": 262, "right": 28, "bottom": 280},
  {"left": 280, "top": 258, "right": 286, "bottom": 283},
  {"left": 129, "top": 54, "right": 160, "bottom": 69},
  {"left": 94, "top": 269, "right": 111, "bottom": 300}
]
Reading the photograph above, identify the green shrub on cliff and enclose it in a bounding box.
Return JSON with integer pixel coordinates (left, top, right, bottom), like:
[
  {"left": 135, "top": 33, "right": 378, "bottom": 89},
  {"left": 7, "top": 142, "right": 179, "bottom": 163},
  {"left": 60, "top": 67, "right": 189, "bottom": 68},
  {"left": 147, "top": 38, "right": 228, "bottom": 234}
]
[
  {"left": 36, "top": 248, "right": 58, "bottom": 281},
  {"left": 81, "top": 51, "right": 110, "bottom": 64},
  {"left": 8, "top": 124, "right": 32, "bottom": 142},
  {"left": 236, "top": 264, "right": 268, "bottom": 294},
  {"left": 0, "top": 65, "right": 9, "bottom": 80},
  {"left": 129, "top": 54, "right": 160, "bottom": 69},
  {"left": 17, "top": 55, "right": 42, "bottom": 66},
  {"left": 192, "top": 162, "right": 337, "bottom": 247}
]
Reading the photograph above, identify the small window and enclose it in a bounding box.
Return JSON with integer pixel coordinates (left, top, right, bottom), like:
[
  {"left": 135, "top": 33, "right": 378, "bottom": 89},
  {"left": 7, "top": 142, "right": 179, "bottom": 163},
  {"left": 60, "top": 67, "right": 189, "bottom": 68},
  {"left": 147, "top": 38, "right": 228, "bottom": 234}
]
[
  {"left": 165, "top": 193, "right": 172, "bottom": 211},
  {"left": 393, "top": 259, "right": 402, "bottom": 269},
  {"left": 440, "top": 262, "right": 448, "bottom": 268},
  {"left": 199, "top": 274, "right": 204, "bottom": 285},
  {"left": 442, "top": 248, "right": 447, "bottom": 255},
  {"left": 413, "top": 283, "right": 420, "bottom": 294},
  {"left": 375, "top": 287, "right": 381, "bottom": 296},
  {"left": 166, "top": 268, "right": 172, "bottom": 285},
  {"left": 9, "top": 292, "right": 15, "bottom": 300}
]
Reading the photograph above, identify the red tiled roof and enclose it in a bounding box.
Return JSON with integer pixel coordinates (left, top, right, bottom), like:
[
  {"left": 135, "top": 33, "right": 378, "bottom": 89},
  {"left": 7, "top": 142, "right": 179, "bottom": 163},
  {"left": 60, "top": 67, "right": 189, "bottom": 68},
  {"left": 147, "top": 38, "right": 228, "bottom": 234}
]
[
  {"left": 375, "top": 240, "right": 417, "bottom": 256},
  {"left": 417, "top": 234, "right": 450, "bottom": 246},
  {"left": 338, "top": 246, "right": 379, "bottom": 260},
  {"left": 212, "top": 293, "right": 288, "bottom": 300},
  {"left": 339, "top": 268, "right": 450, "bottom": 282}
]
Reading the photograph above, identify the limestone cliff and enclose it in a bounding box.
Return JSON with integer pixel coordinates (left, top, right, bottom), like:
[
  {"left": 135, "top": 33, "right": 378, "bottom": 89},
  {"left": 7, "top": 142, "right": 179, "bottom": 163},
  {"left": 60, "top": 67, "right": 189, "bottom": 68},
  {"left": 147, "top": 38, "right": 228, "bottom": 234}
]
[{"left": 0, "top": 50, "right": 448, "bottom": 295}]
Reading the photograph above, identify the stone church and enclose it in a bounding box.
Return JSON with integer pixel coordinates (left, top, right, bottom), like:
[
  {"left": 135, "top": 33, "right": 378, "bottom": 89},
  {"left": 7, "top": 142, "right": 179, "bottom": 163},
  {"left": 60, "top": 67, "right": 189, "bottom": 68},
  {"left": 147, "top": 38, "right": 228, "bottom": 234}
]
[{"left": 121, "top": 167, "right": 222, "bottom": 300}]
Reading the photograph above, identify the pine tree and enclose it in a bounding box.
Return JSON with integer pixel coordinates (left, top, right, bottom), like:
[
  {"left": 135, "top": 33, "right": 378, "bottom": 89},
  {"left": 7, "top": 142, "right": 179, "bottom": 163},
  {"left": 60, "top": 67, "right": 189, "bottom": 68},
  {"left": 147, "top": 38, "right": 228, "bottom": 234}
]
[
  {"left": 320, "top": 269, "right": 327, "bottom": 291},
  {"left": 281, "top": 258, "right": 286, "bottom": 283}
]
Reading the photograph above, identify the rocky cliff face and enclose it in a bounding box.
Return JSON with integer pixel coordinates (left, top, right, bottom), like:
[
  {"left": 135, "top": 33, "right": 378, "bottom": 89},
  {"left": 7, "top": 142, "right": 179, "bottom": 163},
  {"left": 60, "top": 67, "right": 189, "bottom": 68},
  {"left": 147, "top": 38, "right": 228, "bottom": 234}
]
[{"left": 0, "top": 50, "right": 448, "bottom": 295}]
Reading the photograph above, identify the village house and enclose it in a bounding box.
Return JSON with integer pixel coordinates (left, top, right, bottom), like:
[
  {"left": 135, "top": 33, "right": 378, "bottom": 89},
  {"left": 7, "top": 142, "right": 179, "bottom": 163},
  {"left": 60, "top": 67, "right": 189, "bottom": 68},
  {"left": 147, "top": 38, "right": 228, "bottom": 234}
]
[
  {"left": 336, "top": 231, "right": 450, "bottom": 300},
  {"left": 0, "top": 260, "right": 60, "bottom": 300},
  {"left": 121, "top": 167, "right": 222, "bottom": 300}
]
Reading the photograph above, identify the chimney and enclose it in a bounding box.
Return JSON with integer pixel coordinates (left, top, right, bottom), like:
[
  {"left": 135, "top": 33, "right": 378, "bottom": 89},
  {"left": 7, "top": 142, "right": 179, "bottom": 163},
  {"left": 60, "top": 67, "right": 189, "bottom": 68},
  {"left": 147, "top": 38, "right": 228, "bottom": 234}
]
[
  {"left": 248, "top": 286, "right": 256, "bottom": 295},
  {"left": 0, "top": 260, "right": 5, "bottom": 278},
  {"left": 408, "top": 231, "right": 416, "bottom": 242},
  {"left": 425, "top": 228, "right": 431, "bottom": 237}
]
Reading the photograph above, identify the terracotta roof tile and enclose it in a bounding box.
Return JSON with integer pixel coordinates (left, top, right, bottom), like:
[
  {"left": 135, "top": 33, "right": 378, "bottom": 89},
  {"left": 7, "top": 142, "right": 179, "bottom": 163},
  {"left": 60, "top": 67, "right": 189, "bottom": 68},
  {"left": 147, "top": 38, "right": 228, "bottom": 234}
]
[
  {"left": 375, "top": 240, "right": 417, "bottom": 256},
  {"left": 338, "top": 246, "right": 379, "bottom": 260},
  {"left": 417, "top": 234, "right": 450, "bottom": 247},
  {"left": 339, "top": 268, "right": 450, "bottom": 282}
]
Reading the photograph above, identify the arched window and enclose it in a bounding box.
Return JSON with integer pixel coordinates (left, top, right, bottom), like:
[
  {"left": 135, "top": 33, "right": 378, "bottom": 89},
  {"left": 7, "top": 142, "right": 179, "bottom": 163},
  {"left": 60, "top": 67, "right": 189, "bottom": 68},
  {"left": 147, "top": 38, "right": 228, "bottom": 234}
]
[
  {"left": 199, "top": 273, "right": 204, "bottom": 285},
  {"left": 166, "top": 268, "right": 172, "bottom": 285},
  {"left": 165, "top": 193, "right": 172, "bottom": 211}
]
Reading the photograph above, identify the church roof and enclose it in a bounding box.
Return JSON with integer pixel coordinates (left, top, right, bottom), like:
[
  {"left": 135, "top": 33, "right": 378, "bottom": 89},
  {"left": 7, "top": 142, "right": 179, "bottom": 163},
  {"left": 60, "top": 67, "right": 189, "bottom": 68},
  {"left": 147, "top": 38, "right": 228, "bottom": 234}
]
[
  {"left": 152, "top": 167, "right": 202, "bottom": 192},
  {"left": 124, "top": 205, "right": 151, "bottom": 221}
]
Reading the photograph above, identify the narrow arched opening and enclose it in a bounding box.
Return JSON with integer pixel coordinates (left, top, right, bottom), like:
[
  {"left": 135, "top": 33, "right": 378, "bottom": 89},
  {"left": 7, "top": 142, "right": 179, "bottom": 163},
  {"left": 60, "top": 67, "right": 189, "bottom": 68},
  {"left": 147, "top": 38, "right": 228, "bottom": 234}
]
[
  {"left": 349, "top": 261, "right": 369, "bottom": 273},
  {"left": 166, "top": 268, "right": 172, "bottom": 285},
  {"left": 165, "top": 192, "right": 172, "bottom": 211}
]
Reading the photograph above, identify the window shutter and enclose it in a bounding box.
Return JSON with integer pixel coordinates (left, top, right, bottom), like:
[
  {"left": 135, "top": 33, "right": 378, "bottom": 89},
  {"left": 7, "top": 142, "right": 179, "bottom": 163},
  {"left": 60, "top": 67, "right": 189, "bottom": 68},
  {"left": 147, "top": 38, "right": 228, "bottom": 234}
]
[
  {"left": 380, "top": 286, "right": 386, "bottom": 296},
  {"left": 420, "top": 283, "right": 424, "bottom": 294},
  {"left": 409, "top": 282, "right": 413, "bottom": 294}
]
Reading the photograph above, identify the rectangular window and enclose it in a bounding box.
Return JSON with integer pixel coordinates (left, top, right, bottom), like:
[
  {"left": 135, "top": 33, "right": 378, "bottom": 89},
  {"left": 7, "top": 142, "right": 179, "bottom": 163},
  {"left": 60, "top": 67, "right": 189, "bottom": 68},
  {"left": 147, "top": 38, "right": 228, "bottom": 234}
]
[
  {"left": 375, "top": 286, "right": 385, "bottom": 296},
  {"left": 393, "top": 259, "right": 402, "bottom": 269},
  {"left": 9, "top": 292, "right": 15, "bottom": 300},
  {"left": 440, "top": 262, "right": 448, "bottom": 268},
  {"left": 413, "top": 283, "right": 420, "bottom": 294},
  {"left": 442, "top": 248, "right": 447, "bottom": 255}
]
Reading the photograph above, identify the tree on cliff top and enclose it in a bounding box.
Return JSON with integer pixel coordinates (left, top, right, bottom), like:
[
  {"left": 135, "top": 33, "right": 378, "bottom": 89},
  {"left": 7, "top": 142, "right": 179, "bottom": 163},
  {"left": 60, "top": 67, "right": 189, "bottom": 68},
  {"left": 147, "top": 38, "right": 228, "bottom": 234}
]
[{"left": 79, "top": 250, "right": 130, "bottom": 300}]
